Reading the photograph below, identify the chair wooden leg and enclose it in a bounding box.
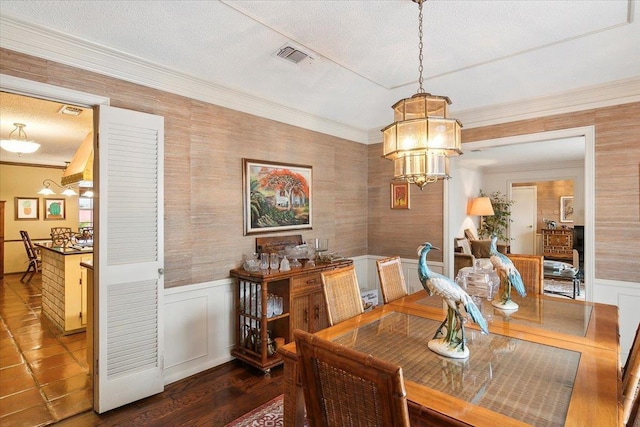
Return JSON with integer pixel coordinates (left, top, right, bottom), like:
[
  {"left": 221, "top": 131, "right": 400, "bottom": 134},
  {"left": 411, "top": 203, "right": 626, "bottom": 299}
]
[{"left": 20, "top": 261, "right": 37, "bottom": 284}]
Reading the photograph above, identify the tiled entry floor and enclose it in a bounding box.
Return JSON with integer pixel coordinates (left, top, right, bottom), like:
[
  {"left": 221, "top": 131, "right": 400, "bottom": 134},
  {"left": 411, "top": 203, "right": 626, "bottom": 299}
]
[{"left": 0, "top": 273, "right": 92, "bottom": 426}]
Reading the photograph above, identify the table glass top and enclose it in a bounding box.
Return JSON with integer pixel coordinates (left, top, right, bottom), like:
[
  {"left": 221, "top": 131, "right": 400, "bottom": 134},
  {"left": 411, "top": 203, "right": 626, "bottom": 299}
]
[
  {"left": 333, "top": 312, "right": 580, "bottom": 427},
  {"left": 415, "top": 294, "right": 593, "bottom": 336}
]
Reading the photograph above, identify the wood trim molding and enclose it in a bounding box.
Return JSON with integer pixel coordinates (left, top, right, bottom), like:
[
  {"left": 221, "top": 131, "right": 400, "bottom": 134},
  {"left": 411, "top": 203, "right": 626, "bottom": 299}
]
[
  {"left": 2, "top": 16, "right": 638, "bottom": 146},
  {"left": 0, "top": 16, "right": 369, "bottom": 144}
]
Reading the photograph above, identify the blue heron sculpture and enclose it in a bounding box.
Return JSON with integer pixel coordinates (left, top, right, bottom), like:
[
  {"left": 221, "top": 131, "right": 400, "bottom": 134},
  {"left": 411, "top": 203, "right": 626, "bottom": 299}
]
[
  {"left": 489, "top": 234, "right": 527, "bottom": 310},
  {"left": 417, "top": 243, "right": 489, "bottom": 359}
]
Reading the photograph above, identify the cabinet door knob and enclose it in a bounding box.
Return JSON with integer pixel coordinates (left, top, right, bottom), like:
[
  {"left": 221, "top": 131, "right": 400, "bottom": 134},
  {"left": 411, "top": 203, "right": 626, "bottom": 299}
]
[
  {"left": 314, "top": 305, "right": 320, "bottom": 319},
  {"left": 158, "top": 268, "right": 165, "bottom": 276}
]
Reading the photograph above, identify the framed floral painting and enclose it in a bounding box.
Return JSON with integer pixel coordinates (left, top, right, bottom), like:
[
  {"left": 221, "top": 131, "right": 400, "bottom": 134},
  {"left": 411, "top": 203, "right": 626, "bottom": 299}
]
[
  {"left": 243, "top": 159, "right": 312, "bottom": 235},
  {"left": 391, "top": 182, "right": 410, "bottom": 209}
]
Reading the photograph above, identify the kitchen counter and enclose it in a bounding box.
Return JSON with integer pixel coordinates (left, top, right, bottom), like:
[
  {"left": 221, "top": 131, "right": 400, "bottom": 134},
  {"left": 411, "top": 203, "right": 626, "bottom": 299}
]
[
  {"left": 36, "top": 243, "right": 93, "bottom": 334},
  {"left": 37, "top": 243, "right": 93, "bottom": 255}
]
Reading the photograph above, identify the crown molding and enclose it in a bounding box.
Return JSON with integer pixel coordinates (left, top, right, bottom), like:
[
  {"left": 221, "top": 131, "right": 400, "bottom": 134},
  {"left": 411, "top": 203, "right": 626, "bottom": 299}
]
[
  {"left": 0, "top": 16, "right": 369, "bottom": 144},
  {"left": 367, "top": 76, "right": 640, "bottom": 144},
  {"left": 2, "top": 16, "right": 638, "bottom": 147},
  {"left": 454, "top": 76, "right": 640, "bottom": 130}
]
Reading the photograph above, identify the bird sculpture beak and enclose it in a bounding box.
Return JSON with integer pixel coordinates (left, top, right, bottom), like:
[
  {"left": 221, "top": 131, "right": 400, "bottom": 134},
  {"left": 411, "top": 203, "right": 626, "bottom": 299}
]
[{"left": 431, "top": 246, "right": 441, "bottom": 252}]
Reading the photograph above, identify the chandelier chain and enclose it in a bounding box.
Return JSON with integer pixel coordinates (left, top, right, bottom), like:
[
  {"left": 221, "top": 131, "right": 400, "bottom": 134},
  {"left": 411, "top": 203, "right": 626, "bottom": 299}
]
[{"left": 417, "top": 0, "right": 425, "bottom": 94}]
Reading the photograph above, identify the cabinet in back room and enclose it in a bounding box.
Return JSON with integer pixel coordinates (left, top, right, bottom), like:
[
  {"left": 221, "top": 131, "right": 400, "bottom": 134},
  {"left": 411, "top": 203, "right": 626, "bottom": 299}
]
[{"left": 542, "top": 228, "right": 573, "bottom": 261}]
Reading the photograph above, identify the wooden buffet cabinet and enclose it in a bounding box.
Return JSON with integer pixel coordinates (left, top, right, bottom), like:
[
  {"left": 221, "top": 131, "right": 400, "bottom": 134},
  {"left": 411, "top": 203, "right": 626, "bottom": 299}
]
[
  {"left": 230, "top": 259, "right": 352, "bottom": 373},
  {"left": 542, "top": 228, "right": 573, "bottom": 261}
]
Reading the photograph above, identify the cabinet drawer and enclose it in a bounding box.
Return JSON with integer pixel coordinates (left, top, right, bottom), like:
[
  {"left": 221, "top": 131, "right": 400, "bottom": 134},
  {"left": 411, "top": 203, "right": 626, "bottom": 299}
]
[{"left": 291, "top": 273, "right": 322, "bottom": 291}]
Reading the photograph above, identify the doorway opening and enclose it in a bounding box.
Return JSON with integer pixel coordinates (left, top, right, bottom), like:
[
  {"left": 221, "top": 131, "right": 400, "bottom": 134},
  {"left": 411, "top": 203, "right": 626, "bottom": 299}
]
[
  {"left": 1, "top": 73, "right": 109, "bottom": 422},
  {"left": 446, "top": 127, "right": 594, "bottom": 302}
]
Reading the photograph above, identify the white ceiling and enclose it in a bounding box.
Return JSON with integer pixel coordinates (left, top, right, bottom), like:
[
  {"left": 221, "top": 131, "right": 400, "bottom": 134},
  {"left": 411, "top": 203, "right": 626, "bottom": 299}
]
[{"left": 0, "top": 0, "right": 638, "bottom": 166}]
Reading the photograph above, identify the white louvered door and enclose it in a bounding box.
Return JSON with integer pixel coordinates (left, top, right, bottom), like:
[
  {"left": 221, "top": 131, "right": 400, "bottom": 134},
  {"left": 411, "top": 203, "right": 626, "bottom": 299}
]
[{"left": 94, "top": 105, "right": 164, "bottom": 413}]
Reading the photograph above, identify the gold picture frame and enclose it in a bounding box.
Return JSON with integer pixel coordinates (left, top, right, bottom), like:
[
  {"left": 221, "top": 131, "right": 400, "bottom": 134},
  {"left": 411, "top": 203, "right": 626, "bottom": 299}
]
[
  {"left": 391, "top": 182, "right": 410, "bottom": 209},
  {"left": 44, "top": 198, "right": 66, "bottom": 220},
  {"left": 14, "top": 197, "right": 39, "bottom": 220},
  {"left": 243, "top": 159, "right": 312, "bottom": 235}
]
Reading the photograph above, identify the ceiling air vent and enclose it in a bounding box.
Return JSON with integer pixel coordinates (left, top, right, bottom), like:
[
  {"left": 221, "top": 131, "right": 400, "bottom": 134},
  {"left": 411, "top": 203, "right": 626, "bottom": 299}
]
[
  {"left": 276, "top": 45, "right": 312, "bottom": 65},
  {"left": 58, "top": 105, "right": 84, "bottom": 116}
]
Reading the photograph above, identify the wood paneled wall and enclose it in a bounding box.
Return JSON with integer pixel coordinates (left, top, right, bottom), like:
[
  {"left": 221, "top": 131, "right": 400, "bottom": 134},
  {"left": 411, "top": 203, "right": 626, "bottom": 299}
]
[
  {"left": 367, "top": 145, "right": 444, "bottom": 261},
  {"left": 464, "top": 102, "right": 640, "bottom": 283},
  {"left": 0, "top": 49, "right": 368, "bottom": 288}
]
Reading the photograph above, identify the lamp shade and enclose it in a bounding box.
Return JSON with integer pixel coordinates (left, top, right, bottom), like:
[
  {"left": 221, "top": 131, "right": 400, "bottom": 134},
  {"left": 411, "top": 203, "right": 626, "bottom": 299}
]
[{"left": 469, "top": 197, "right": 494, "bottom": 216}]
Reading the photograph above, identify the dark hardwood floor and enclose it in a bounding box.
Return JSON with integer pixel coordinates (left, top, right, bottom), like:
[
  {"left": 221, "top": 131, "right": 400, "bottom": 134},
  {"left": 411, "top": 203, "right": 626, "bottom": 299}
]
[
  {"left": 60, "top": 356, "right": 474, "bottom": 427},
  {"left": 1, "top": 272, "right": 284, "bottom": 426},
  {"left": 56, "top": 360, "right": 284, "bottom": 426}
]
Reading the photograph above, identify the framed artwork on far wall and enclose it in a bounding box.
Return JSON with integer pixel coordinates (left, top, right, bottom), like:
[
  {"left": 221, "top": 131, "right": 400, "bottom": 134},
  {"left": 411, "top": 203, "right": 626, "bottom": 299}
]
[
  {"left": 243, "top": 159, "right": 312, "bottom": 235},
  {"left": 44, "top": 198, "right": 66, "bottom": 220},
  {"left": 15, "top": 197, "right": 39, "bottom": 220},
  {"left": 560, "top": 196, "right": 574, "bottom": 223},
  {"left": 391, "top": 182, "right": 410, "bottom": 209}
]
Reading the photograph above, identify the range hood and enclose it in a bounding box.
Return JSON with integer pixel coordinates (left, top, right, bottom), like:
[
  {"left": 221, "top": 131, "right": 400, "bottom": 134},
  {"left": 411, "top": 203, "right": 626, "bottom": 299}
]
[{"left": 61, "top": 132, "right": 93, "bottom": 186}]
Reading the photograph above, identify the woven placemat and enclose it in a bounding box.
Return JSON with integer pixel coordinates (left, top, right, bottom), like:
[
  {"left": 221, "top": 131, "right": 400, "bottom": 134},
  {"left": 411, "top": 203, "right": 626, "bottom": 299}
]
[{"left": 334, "top": 312, "right": 580, "bottom": 427}]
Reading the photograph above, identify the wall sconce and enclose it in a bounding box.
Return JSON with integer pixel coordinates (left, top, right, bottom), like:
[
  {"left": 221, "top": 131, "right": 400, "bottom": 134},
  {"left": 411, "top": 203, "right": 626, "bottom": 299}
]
[{"left": 38, "top": 179, "right": 78, "bottom": 196}]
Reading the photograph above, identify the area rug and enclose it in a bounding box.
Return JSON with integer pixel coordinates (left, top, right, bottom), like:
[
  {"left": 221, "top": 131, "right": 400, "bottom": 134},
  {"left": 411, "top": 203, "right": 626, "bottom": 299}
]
[
  {"left": 225, "top": 394, "right": 305, "bottom": 427},
  {"left": 544, "top": 279, "right": 585, "bottom": 300}
]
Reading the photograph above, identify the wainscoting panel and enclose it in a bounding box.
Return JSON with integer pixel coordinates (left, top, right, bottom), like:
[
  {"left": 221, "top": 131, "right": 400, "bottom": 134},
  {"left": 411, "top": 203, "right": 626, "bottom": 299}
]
[
  {"left": 161, "top": 257, "right": 638, "bottom": 388},
  {"left": 593, "top": 278, "right": 640, "bottom": 364},
  {"left": 163, "top": 279, "right": 234, "bottom": 385}
]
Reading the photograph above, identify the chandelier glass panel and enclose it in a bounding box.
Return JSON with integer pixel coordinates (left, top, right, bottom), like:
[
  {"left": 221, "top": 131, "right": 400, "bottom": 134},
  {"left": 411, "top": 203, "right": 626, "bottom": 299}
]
[{"left": 382, "top": 0, "right": 462, "bottom": 189}]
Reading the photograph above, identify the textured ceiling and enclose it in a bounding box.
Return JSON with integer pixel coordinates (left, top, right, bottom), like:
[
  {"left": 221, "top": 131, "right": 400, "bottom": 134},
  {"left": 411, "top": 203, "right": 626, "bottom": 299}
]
[
  {"left": 0, "top": 0, "right": 637, "bottom": 166},
  {"left": 0, "top": 92, "right": 93, "bottom": 165}
]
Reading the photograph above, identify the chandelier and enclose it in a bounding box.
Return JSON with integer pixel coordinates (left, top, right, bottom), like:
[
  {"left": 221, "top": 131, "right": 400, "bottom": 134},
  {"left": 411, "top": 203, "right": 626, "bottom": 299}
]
[
  {"left": 381, "top": 0, "right": 462, "bottom": 190},
  {"left": 0, "top": 123, "right": 41, "bottom": 155}
]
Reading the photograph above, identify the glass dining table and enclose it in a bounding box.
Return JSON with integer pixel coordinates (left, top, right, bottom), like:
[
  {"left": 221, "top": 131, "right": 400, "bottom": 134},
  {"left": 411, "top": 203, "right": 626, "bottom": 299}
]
[{"left": 278, "top": 291, "right": 619, "bottom": 426}]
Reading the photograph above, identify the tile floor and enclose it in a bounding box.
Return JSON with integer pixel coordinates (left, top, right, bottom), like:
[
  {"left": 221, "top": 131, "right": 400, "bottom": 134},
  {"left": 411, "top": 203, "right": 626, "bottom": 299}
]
[{"left": 0, "top": 273, "right": 92, "bottom": 426}]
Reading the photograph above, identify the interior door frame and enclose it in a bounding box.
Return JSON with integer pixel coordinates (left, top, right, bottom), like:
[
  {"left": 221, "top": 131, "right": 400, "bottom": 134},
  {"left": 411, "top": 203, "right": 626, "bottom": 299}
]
[
  {"left": 444, "top": 126, "right": 595, "bottom": 301},
  {"left": 1, "top": 73, "right": 109, "bottom": 411}
]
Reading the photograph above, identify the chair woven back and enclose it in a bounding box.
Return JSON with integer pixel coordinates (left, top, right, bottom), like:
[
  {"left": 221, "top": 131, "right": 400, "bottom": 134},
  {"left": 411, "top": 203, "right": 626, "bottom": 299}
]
[
  {"left": 622, "top": 322, "right": 640, "bottom": 426},
  {"left": 294, "top": 329, "right": 410, "bottom": 427},
  {"left": 376, "top": 256, "right": 408, "bottom": 304},
  {"left": 321, "top": 266, "right": 364, "bottom": 326},
  {"left": 507, "top": 254, "right": 543, "bottom": 295}
]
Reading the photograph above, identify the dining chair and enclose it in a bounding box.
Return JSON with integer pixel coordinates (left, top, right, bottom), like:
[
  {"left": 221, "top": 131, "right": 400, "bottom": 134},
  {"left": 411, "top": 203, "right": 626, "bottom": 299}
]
[
  {"left": 293, "top": 328, "right": 410, "bottom": 427},
  {"left": 19, "top": 230, "right": 41, "bottom": 283},
  {"left": 376, "top": 256, "right": 408, "bottom": 303},
  {"left": 622, "top": 322, "right": 640, "bottom": 426},
  {"left": 320, "top": 265, "right": 364, "bottom": 326},
  {"left": 506, "top": 254, "right": 544, "bottom": 295},
  {"left": 50, "top": 226, "right": 73, "bottom": 246}
]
